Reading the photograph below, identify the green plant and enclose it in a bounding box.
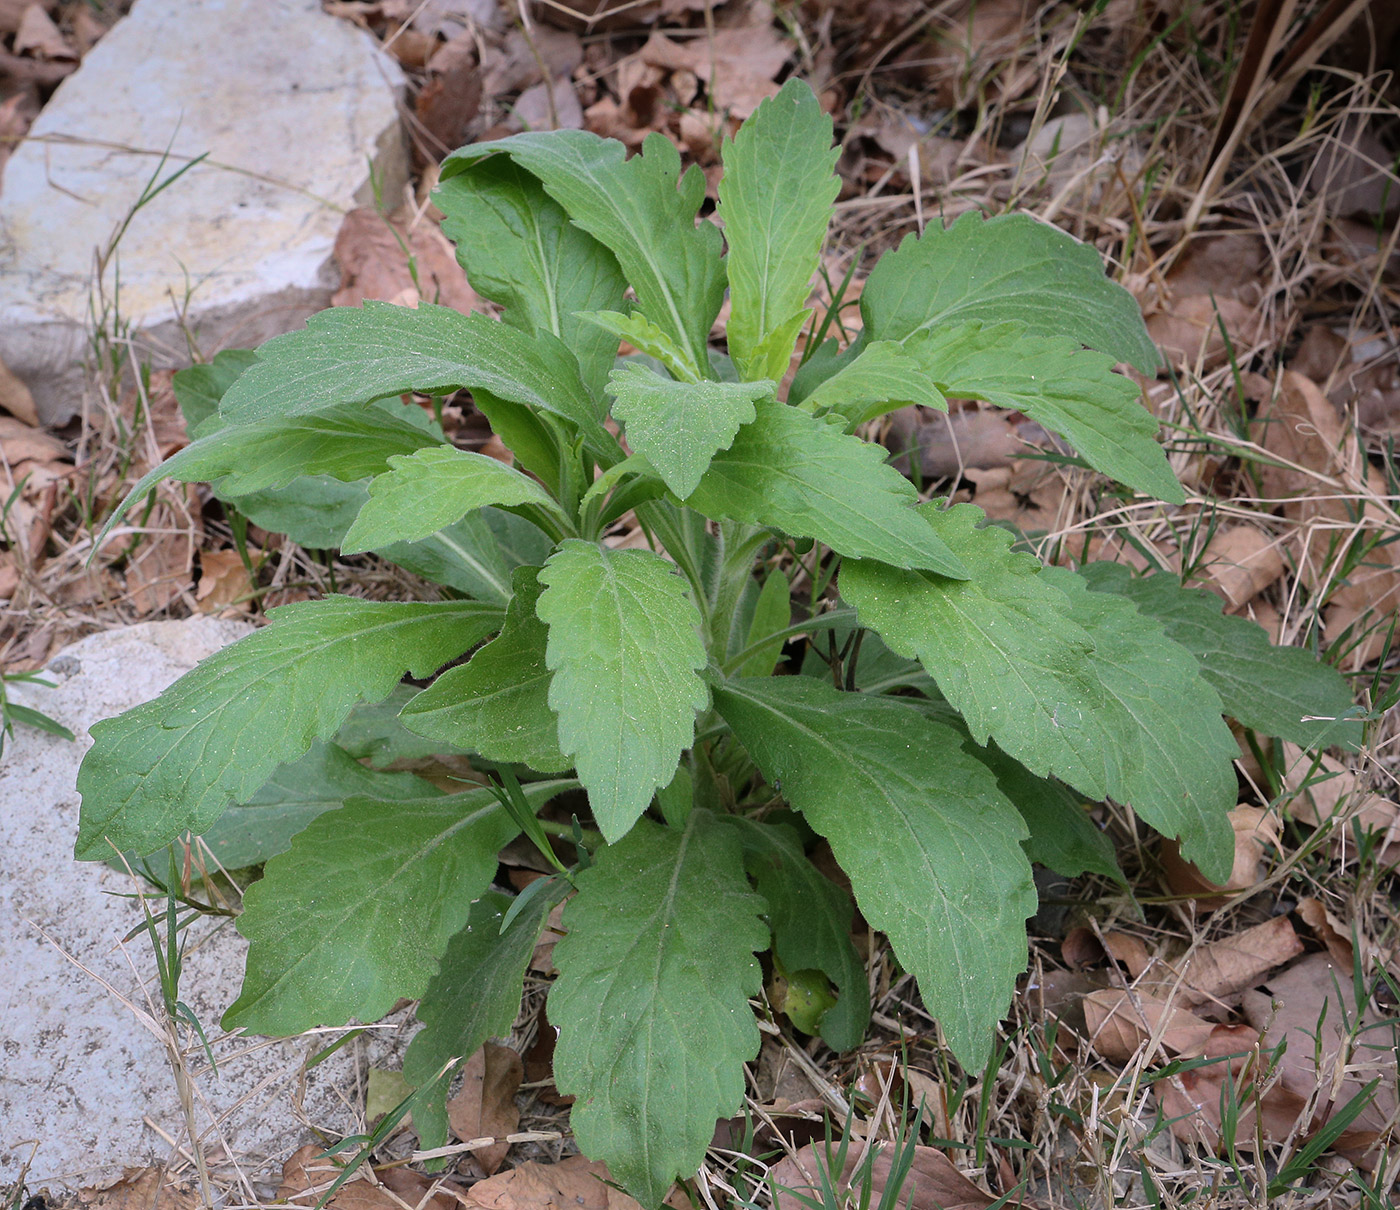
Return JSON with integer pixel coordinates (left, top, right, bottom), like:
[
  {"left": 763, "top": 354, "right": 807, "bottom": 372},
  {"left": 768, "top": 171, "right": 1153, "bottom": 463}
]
[{"left": 76, "top": 80, "right": 1361, "bottom": 1206}]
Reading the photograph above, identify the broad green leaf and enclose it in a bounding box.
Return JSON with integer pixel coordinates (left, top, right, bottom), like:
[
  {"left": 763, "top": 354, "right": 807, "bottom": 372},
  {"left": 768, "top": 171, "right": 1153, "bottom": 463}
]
[
  {"left": 907, "top": 323, "right": 1183, "bottom": 503},
  {"left": 608, "top": 363, "right": 773, "bottom": 498},
  {"left": 381, "top": 504, "right": 554, "bottom": 604},
  {"left": 1041, "top": 567, "right": 1238, "bottom": 880},
  {"left": 686, "top": 398, "right": 969, "bottom": 578},
  {"left": 221, "top": 476, "right": 367, "bottom": 551},
  {"left": 402, "top": 567, "right": 569, "bottom": 772},
  {"left": 403, "top": 882, "right": 568, "bottom": 1150},
  {"left": 75, "top": 597, "right": 503, "bottom": 859},
  {"left": 963, "top": 737, "right": 1123, "bottom": 883},
  {"left": 218, "top": 302, "right": 615, "bottom": 459},
  {"left": 172, "top": 348, "right": 258, "bottom": 430},
  {"left": 106, "top": 404, "right": 443, "bottom": 537},
  {"left": 801, "top": 340, "right": 947, "bottom": 428},
  {"left": 718, "top": 80, "right": 839, "bottom": 382},
  {"left": 536, "top": 542, "right": 708, "bottom": 841},
  {"left": 1079, "top": 562, "right": 1362, "bottom": 751},
  {"left": 579, "top": 310, "right": 700, "bottom": 382},
  {"left": 840, "top": 502, "right": 1126, "bottom": 800},
  {"left": 334, "top": 684, "right": 468, "bottom": 768},
  {"left": 223, "top": 779, "right": 572, "bottom": 1035},
  {"left": 341, "top": 446, "right": 564, "bottom": 555},
  {"left": 719, "top": 815, "right": 868, "bottom": 1051},
  {"left": 550, "top": 811, "right": 767, "bottom": 1207},
  {"left": 436, "top": 157, "right": 628, "bottom": 397},
  {"left": 192, "top": 740, "right": 442, "bottom": 870},
  {"left": 711, "top": 676, "right": 1034, "bottom": 1067},
  {"left": 737, "top": 568, "right": 791, "bottom": 677},
  {"left": 445, "top": 132, "right": 725, "bottom": 376},
  {"left": 860, "top": 211, "right": 1159, "bottom": 374}
]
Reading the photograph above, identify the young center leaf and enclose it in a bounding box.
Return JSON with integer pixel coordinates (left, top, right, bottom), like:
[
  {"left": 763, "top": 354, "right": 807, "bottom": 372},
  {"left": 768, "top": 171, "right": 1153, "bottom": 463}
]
[
  {"left": 608, "top": 363, "right": 774, "bottom": 498},
  {"left": 711, "top": 676, "right": 1035, "bottom": 1067},
  {"left": 718, "top": 78, "right": 840, "bottom": 382},
  {"left": 800, "top": 340, "right": 948, "bottom": 428},
  {"left": 401, "top": 567, "right": 569, "bottom": 772},
  {"left": 579, "top": 310, "right": 702, "bottom": 383},
  {"left": 840, "top": 502, "right": 1126, "bottom": 801},
  {"left": 217, "top": 302, "right": 616, "bottom": 458},
  {"left": 435, "top": 156, "right": 628, "bottom": 398},
  {"left": 549, "top": 812, "right": 769, "bottom": 1208},
  {"left": 445, "top": 131, "right": 726, "bottom": 376},
  {"left": 223, "top": 780, "right": 573, "bottom": 1036},
  {"left": 720, "top": 815, "right": 869, "bottom": 1051},
  {"left": 859, "top": 210, "right": 1160, "bottom": 373},
  {"left": 906, "top": 322, "right": 1184, "bottom": 503},
  {"left": 404, "top": 881, "right": 569, "bottom": 1152},
  {"left": 341, "top": 446, "right": 566, "bottom": 554},
  {"left": 685, "top": 398, "right": 969, "bottom": 578},
  {"left": 75, "top": 597, "right": 504, "bottom": 859},
  {"left": 1079, "top": 562, "right": 1362, "bottom": 751},
  {"left": 536, "top": 542, "right": 708, "bottom": 841}
]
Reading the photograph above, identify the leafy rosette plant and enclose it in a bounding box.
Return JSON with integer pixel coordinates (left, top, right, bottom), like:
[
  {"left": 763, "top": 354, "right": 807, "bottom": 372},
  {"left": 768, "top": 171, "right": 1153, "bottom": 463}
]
[{"left": 77, "top": 80, "right": 1359, "bottom": 1206}]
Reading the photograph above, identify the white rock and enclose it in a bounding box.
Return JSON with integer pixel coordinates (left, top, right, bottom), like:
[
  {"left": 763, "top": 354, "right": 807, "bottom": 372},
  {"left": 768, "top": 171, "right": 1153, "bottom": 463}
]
[
  {"left": 0, "top": 619, "right": 413, "bottom": 1187},
  {"left": 0, "top": 0, "right": 408, "bottom": 425}
]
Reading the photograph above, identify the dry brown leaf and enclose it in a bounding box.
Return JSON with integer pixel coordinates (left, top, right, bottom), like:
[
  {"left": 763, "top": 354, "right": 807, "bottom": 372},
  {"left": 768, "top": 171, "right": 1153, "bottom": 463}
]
[
  {"left": 1146, "top": 294, "right": 1267, "bottom": 369},
  {"left": 917, "top": 0, "right": 1035, "bottom": 111},
  {"left": 333, "top": 208, "right": 480, "bottom": 313},
  {"left": 479, "top": 27, "right": 582, "bottom": 98},
  {"left": 0, "top": 0, "right": 43, "bottom": 35},
  {"left": 1154, "top": 1022, "right": 1309, "bottom": 1149},
  {"left": 278, "top": 1144, "right": 456, "bottom": 1210},
  {"left": 463, "top": 1154, "right": 639, "bottom": 1210},
  {"left": 1178, "top": 916, "right": 1305, "bottom": 1006},
  {"left": 511, "top": 76, "right": 584, "bottom": 131},
  {"left": 1303, "top": 115, "right": 1399, "bottom": 219},
  {"left": 75, "top": 1169, "right": 200, "bottom": 1210},
  {"left": 13, "top": 3, "right": 74, "bottom": 59},
  {"left": 1241, "top": 953, "right": 1399, "bottom": 1160},
  {"left": 0, "top": 352, "right": 38, "bottom": 425},
  {"left": 1296, "top": 897, "right": 1356, "bottom": 969},
  {"left": 0, "top": 414, "right": 65, "bottom": 463},
  {"left": 1161, "top": 805, "right": 1280, "bottom": 907},
  {"left": 965, "top": 463, "right": 1064, "bottom": 531},
  {"left": 1256, "top": 371, "right": 1400, "bottom": 663},
  {"left": 640, "top": 25, "right": 790, "bottom": 118},
  {"left": 0, "top": 555, "right": 17, "bottom": 598},
  {"left": 769, "top": 1141, "right": 1015, "bottom": 1210},
  {"left": 196, "top": 549, "right": 255, "bottom": 614},
  {"left": 528, "top": 899, "right": 567, "bottom": 974},
  {"left": 1196, "top": 525, "right": 1285, "bottom": 609},
  {"left": 417, "top": 51, "right": 482, "bottom": 154},
  {"left": 1281, "top": 742, "right": 1400, "bottom": 867},
  {"left": 1082, "top": 988, "right": 1215, "bottom": 1061},
  {"left": 126, "top": 531, "right": 193, "bottom": 615},
  {"left": 448, "top": 1043, "right": 523, "bottom": 1174}
]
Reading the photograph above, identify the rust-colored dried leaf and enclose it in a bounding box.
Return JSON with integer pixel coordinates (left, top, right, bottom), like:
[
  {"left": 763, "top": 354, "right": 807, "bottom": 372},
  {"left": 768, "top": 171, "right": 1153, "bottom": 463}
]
[
  {"left": 1161, "top": 805, "right": 1278, "bottom": 907},
  {"left": 463, "top": 1155, "right": 638, "bottom": 1210},
  {"left": 0, "top": 352, "right": 38, "bottom": 425},
  {"left": 333, "top": 208, "right": 480, "bottom": 314},
  {"left": 195, "top": 549, "right": 255, "bottom": 614},
  {"left": 447, "top": 1043, "right": 523, "bottom": 1175},
  {"left": 1197, "top": 525, "right": 1285, "bottom": 609},
  {"left": 1178, "top": 916, "right": 1304, "bottom": 1006},
  {"left": 769, "top": 1141, "right": 1018, "bottom": 1210},
  {"left": 1082, "top": 989, "right": 1215, "bottom": 1061}
]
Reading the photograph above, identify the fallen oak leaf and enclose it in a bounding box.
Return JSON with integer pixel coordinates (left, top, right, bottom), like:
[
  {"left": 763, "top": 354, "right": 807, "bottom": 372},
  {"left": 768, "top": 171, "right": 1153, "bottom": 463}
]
[
  {"left": 768, "top": 1141, "right": 1022, "bottom": 1210},
  {"left": 1082, "top": 988, "right": 1216, "bottom": 1061},
  {"left": 1177, "top": 915, "right": 1304, "bottom": 1007},
  {"left": 448, "top": 1043, "right": 523, "bottom": 1174}
]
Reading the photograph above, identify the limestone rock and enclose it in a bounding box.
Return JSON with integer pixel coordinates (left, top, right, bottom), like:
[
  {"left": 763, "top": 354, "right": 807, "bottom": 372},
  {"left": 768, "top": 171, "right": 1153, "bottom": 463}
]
[
  {"left": 0, "top": 0, "right": 408, "bottom": 425},
  {"left": 0, "top": 619, "right": 412, "bottom": 1186}
]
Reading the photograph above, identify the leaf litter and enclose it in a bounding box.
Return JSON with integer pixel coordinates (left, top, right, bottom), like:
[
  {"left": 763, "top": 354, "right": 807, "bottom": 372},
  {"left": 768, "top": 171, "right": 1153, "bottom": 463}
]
[{"left": 5, "top": 0, "right": 1400, "bottom": 1208}]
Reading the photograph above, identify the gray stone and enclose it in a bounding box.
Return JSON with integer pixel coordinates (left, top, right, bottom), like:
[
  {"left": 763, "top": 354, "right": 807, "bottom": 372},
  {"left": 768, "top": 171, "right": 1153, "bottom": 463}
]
[
  {"left": 0, "top": 620, "right": 413, "bottom": 1189},
  {"left": 0, "top": 0, "right": 408, "bottom": 426}
]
